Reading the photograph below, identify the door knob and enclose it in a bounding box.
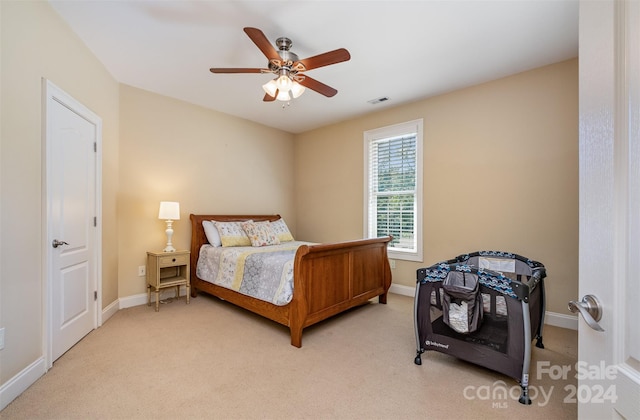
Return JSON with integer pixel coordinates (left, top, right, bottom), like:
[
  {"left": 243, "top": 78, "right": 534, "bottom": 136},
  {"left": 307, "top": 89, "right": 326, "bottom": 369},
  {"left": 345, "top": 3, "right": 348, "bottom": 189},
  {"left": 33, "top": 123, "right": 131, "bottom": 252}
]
[
  {"left": 52, "top": 239, "right": 69, "bottom": 248},
  {"left": 568, "top": 294, "right": 604, "bottom": 332}
]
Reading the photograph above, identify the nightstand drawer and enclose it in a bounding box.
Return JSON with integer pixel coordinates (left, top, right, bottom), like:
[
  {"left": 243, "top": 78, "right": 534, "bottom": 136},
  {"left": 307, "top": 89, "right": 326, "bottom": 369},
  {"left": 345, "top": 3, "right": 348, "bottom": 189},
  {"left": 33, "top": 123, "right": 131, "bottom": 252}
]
[{"left": 158, "top": 254, "right": 189, "bottom": 267}]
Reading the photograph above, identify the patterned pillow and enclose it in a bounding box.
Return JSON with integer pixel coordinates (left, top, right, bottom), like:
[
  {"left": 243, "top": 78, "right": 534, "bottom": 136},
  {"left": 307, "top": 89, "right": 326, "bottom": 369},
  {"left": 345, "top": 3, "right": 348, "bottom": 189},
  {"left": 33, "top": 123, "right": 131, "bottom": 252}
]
[
  {"left": 214, "top": 221, "right": 251, "bottom": 247},
  {"left": 271, "top": 218, "right": 294, "bottom": 242},
  {"left": 241, "top": 221, "right": 280, "bottom": 247}
]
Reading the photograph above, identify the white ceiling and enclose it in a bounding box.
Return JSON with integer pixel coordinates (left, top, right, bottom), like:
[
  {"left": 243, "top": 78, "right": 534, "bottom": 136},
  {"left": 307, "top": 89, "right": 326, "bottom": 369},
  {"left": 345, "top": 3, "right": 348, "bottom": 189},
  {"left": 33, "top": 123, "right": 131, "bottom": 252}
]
[{"left": 49, "top": 0, "right": 578, "bottom": 134}]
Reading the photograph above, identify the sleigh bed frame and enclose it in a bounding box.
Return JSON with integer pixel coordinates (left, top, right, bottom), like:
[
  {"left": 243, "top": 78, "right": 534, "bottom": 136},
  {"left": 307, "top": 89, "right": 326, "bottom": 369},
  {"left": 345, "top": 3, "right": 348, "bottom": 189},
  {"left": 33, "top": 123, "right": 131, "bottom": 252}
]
[{"left": 189, "top": 214, "right": 393, "bottom": 347}]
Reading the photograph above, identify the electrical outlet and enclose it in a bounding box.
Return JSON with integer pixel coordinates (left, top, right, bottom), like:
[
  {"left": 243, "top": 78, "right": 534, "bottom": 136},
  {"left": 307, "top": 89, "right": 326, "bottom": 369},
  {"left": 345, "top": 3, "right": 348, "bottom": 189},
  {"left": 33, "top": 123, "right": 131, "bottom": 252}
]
[
  {"left": 389, "top": 259, "right": 396, "bottom": 269},
  {"left": 138, "top": 265, "right": 146, "bottom": 277},
  {"left": 0, "top": 327, "right": 5, "bottom": 350}
]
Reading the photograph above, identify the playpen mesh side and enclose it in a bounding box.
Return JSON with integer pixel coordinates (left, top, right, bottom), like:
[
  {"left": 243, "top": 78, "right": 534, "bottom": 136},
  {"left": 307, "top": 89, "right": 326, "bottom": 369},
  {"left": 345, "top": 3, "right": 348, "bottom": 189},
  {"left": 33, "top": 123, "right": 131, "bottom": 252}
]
[
  {"left": 425, "top": 284, "right": 519, "bottom": 353},
  {"left": 461, "top": 252, "right": 546, "bottom": 342}
]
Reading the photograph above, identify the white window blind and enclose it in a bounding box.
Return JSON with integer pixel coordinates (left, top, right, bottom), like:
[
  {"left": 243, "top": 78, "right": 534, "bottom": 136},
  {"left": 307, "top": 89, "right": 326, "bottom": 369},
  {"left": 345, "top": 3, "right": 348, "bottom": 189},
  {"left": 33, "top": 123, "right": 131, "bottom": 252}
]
[{"left": 364, "top": 119, "right": 423, "bottom": 262}]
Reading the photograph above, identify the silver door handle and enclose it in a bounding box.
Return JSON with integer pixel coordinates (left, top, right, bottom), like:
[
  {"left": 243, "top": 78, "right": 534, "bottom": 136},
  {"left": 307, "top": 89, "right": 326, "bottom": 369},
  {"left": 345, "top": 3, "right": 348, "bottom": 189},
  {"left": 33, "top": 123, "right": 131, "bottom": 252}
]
[
  {"left": 52, "top": 239, "right": 69, "bottom": 248},
  {"left": 568, "top": 294, "right": 604, "bottom": 332}
]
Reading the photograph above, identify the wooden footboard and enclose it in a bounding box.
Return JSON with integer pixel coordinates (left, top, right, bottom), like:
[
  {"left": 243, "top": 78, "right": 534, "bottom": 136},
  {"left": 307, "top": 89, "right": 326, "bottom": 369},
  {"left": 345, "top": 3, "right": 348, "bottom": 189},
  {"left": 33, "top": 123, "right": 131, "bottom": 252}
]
[{"left": 189, "top": 214, "right": 392, "bottom": 347}]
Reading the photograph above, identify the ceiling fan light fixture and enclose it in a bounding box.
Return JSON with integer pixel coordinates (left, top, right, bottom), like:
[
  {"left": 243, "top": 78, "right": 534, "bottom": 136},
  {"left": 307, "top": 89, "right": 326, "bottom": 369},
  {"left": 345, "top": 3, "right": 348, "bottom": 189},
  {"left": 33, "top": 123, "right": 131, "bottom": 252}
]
[
  {"left": 276, "top": 74, "right": 293, "bottom": 92},
  {"left": 262, "top": 79, "right": 278, "bottom": 97},
  {"left": 276, "top": 89, "right": 291, "bottom": 101},
  {"left": 263, "top": 78, "right": 303, "bottom": 101},
  {"left": 290, "top": 81, "right": 305, "bottom": 99}
]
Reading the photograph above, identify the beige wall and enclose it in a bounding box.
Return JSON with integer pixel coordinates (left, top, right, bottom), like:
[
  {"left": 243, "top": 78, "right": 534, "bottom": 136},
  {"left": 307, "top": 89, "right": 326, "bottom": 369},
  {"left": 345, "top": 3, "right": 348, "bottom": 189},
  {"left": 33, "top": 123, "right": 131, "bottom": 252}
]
[
  {"left": 294, "top": 59, "right": 578, "bottom": 316},
  {"left": 118, "top": 85, "right": 295, "bottom": 297},
  {"left": 0, "top": 0, "right": 119, "bottom": 383}
]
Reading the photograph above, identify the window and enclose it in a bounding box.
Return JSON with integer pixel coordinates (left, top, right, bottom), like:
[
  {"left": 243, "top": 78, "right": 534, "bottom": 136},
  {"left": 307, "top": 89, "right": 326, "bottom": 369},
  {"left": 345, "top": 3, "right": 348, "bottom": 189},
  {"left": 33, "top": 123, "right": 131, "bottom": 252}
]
[{"left": 364, "top": 119, "right": 423, "bottom": 262}]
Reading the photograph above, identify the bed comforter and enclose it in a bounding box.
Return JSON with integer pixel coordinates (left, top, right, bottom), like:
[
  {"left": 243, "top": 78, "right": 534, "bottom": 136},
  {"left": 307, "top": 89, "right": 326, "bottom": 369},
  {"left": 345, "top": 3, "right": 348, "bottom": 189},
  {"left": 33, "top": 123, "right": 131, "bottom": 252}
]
[{"left": 196, "top": 241, "right": 313, "bottom": 306}]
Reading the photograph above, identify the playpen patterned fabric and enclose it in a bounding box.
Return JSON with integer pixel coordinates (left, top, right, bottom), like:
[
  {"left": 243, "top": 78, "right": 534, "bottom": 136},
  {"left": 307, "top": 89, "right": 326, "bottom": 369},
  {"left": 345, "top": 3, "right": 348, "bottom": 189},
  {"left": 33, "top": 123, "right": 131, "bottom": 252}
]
[{"left": 421, "top": 263, "right": 519, "bottom": 299}]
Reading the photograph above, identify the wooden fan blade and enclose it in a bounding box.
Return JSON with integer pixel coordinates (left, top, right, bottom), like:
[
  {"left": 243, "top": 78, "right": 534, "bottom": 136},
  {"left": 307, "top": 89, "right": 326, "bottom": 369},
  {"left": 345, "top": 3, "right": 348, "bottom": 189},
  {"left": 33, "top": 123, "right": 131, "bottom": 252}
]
[
  {"left": 297, "top": 76, "right": 338, "bottom": 97},
  {"left": 210, "top": 68, "right": 264, "bottom": 74},
  {"left": 244, "top": 27, "right": 280, "bottom": 61},
  {"left": 296, "top": 48, "right": 351, "bottom": 71},
  {"left": 263, "top": 91, "right": 276, "bottom": 102}
]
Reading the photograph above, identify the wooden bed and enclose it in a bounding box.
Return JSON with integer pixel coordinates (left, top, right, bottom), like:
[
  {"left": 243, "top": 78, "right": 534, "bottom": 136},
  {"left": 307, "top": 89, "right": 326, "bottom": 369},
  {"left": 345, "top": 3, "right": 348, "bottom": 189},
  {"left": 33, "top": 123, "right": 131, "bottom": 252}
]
[{"left": 190, "top": 214, "right": 393, "bottom": 347}]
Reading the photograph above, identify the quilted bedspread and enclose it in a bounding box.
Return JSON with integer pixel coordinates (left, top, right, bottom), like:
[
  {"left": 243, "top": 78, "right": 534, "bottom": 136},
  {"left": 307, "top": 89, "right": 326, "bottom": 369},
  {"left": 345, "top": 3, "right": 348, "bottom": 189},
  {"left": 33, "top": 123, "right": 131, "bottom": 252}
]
[{"left": 196, "top": 241, "right": 313, "bottom": 306}]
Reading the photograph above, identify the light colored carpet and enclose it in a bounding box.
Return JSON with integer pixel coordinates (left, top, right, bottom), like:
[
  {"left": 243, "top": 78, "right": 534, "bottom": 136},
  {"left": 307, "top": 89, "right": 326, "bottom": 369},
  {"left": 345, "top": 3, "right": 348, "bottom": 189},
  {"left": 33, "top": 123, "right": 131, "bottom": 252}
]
[{"left": 1, "top": 293, "right": 577, "bottom": 419}]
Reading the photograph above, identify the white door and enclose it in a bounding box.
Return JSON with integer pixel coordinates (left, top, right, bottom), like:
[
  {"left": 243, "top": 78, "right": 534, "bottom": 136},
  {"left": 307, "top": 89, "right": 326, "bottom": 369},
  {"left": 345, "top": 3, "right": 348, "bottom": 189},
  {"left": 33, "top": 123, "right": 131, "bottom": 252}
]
[
  {"left": 44, "top": 80, "right": 102, "bottom": 364},
  {"left": 578, "top": 0, "right": 640, "bottom": 418}
]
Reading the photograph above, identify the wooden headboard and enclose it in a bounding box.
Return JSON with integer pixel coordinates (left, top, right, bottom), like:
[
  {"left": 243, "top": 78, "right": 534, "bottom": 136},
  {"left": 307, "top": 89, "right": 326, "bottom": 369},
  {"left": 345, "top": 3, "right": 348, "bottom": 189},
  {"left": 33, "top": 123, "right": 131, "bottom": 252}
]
[{"left": 189, "top": 214, "right": 283, "bottom": 281}]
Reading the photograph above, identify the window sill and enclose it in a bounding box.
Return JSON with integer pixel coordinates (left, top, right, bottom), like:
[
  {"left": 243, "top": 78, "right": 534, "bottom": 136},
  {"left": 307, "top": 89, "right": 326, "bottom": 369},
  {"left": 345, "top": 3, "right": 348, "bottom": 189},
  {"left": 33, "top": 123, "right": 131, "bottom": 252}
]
[{"left": 388, "top": 250, "right": 422, "bottom": 263}]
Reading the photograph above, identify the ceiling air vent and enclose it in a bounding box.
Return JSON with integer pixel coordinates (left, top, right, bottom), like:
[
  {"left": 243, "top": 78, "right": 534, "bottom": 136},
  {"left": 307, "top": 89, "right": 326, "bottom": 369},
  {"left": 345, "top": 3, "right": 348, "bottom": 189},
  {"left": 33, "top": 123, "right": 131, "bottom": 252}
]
[{"left": 367, "top": 97, "right": 389, "bottom": 105}]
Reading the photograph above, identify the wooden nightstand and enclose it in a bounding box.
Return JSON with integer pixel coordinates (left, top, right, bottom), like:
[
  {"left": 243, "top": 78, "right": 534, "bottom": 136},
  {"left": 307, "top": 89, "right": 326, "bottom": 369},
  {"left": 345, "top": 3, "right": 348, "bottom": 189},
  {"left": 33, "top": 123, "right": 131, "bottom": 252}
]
[{"left": 146, "top": 250, "right": 190, "bottom": 312}]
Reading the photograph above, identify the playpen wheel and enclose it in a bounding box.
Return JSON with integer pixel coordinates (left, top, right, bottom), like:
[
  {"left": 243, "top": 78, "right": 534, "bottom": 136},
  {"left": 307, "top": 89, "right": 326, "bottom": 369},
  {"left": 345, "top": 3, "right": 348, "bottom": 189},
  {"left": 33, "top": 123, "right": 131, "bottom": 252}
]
[
  {"left": 518, "top": 387, "right": 532, "bottom": 405},
  {"left": 414, "top": 354, "right": 422, "bottom": 365},
  {"left": 535, "top": 336, "right": 544, "bottom": 349},
  {"left": 519, "top": 395, "right": 532, "bottom": 405}
]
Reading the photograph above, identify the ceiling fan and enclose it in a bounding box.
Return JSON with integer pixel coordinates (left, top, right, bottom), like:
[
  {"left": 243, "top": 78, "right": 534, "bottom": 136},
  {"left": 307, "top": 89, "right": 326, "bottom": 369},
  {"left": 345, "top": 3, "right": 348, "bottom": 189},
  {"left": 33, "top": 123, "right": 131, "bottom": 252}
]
[{"left": 210, "top": 27, "right": 351, "bottom": 102}]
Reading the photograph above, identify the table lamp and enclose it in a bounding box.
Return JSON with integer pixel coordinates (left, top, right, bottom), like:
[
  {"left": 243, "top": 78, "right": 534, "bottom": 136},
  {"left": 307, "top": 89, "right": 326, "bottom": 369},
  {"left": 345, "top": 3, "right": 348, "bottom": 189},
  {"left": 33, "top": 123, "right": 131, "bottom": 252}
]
[{"left": 158, "top": 201, "right": 180, "bottom": 252}]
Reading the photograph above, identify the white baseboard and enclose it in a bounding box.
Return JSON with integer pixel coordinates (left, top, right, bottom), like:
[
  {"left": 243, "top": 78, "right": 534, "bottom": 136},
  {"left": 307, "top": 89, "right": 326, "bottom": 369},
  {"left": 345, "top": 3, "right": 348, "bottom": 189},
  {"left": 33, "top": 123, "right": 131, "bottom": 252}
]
[
  {"left": 118, "top": 293, "right": 146, "bottom": 309},
  {"left": 102, "top": 299, "right": 119, "bottom": 324},
  {"left": 389, "top": 283, "right": 578, "bottom": 330},
  {"left": 389, "top": 283, "right": 415, "bottom": 297},
  {"left": 544, "top": 311, "right": 578, "bottom": 330},
  {"left": 119, "top": 286, "right": 189, "bottom": 310},
  {"left": 0, "top": 357, "right": 46, "bottom": 411}
]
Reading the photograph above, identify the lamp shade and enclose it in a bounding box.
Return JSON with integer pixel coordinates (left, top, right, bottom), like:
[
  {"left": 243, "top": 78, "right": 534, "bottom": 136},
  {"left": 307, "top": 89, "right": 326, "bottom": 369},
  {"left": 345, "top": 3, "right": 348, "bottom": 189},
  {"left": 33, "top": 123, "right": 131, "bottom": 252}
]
[
  {"left": 276, "top": 90, "right": 291, "bottom": 101},
  {"left": 262, "top": 79, "right": 278, "bottom": 97},
  {"left": 158, "top": 201, "right": 180, "bottom": 220},
  {"left": 290, "top": 81, "right": 305, "bottom": 99},
  {"left": 276, "top": 74, "right": 292, "bottom": 92}
]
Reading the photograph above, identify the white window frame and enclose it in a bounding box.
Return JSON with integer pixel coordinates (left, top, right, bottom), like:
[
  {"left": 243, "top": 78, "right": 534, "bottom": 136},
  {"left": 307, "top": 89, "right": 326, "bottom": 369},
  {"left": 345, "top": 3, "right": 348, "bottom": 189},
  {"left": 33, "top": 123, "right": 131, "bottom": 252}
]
[{"left": 363, "top": 119, "right": 423, "bottom": 262}]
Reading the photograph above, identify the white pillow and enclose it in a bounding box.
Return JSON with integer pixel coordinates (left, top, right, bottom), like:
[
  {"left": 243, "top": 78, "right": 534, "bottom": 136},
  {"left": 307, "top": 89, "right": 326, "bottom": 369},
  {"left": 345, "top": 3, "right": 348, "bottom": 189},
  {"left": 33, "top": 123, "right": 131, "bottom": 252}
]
[{"left": 202, "top": 220, "right": 222, "bottom": 247}]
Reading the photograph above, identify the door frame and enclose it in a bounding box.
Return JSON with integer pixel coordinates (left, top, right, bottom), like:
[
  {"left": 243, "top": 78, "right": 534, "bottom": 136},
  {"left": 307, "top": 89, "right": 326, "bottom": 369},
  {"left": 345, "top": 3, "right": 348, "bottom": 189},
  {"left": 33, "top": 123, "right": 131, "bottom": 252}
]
[{"left": 42, "top": 79, "right": 103, "bottom": 369}]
